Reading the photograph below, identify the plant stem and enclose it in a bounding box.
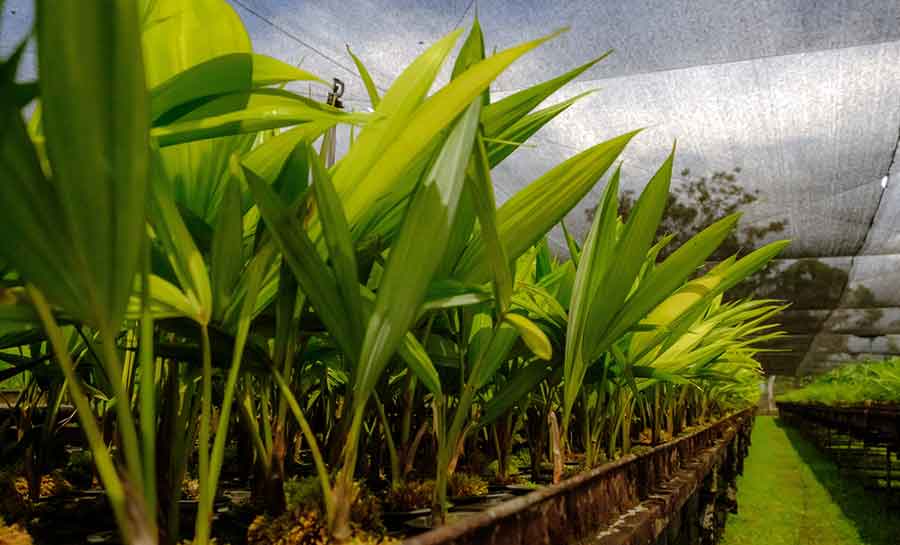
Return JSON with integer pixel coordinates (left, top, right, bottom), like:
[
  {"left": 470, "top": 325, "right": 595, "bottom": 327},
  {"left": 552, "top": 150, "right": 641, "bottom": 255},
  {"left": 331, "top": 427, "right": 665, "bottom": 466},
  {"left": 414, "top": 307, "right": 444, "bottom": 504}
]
[
  {"left": 28, "top": 286, "right": 133, "bottom": 541},
  {"left": 332, "top": 407, "right": 367, "bottom": 540},
  {"left": 195, "top": 324, "right": 212, "bottom": 545},
  {"left": 207, "top": 261, "right": 262, "bottom": 512},
  {"left": 237, "top": 387, "right": 270, "bottom": 474},
  {"left": 271, "top": 368, "right": 334, "bottom": 521},
  {"left": 374, "top": 393, "right": 400, "bottom": 488},
  {"left": 431, "top": 395, "right": 448, "bottom": 526},
  {"left": 139, "top": 253, "right": 158, "bottom": 532},
  {"left": 433, "top": 319, "right": 504, "bottom": 521},
  {"left": 97, "top": 322, "right": 146, "bottom": 497}
]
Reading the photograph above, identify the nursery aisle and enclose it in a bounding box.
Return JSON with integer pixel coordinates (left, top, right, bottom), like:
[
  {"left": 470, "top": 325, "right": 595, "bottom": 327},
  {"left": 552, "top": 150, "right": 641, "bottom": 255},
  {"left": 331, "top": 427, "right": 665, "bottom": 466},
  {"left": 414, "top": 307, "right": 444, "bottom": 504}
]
[{"left": 721, "top": 416, "right": 900, "bottom": 545}]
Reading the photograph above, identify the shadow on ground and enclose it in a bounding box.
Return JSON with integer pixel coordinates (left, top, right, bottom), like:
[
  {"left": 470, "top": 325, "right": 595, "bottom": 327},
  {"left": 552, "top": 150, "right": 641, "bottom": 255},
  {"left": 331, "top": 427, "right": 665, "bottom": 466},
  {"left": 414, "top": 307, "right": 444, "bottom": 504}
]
[{"left": 777, "top": 418, "right": 900, "bottom": 545}]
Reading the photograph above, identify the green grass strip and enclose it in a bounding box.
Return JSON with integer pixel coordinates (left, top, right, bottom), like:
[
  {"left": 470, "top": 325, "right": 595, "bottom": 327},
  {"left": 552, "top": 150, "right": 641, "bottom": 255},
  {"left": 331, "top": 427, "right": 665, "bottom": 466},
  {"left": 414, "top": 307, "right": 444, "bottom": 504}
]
[{"left": 722, "top": 416, "right": 900, "bottom": 545}]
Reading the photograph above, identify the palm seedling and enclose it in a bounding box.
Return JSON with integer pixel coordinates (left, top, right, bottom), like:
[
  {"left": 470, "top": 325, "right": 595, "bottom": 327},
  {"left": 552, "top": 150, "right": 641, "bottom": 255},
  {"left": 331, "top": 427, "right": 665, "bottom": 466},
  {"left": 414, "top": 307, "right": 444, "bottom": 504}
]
[
  {"left": 779, "top": 359, "right": 900, "bottom": 406},
  {"left": 1, "top": 1, "right": 359, "bottom": 543},
  {"left": 0, "top": 3, "right": 791, "bottom": 544}
]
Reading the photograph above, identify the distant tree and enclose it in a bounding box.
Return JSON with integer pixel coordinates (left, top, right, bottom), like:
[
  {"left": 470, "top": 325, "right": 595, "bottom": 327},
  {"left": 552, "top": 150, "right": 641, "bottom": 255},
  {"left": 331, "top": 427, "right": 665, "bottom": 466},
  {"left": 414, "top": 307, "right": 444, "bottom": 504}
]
[{"left": 585, "top": 167, "right": 786, "bottom": 261}]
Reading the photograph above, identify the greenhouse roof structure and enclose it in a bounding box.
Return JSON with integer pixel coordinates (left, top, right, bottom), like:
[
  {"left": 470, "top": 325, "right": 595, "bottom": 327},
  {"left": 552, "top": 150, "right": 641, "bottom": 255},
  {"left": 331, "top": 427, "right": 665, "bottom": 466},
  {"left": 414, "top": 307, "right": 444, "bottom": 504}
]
[{"left": 4, "top": 0, "right": 900, "bottom": 377}]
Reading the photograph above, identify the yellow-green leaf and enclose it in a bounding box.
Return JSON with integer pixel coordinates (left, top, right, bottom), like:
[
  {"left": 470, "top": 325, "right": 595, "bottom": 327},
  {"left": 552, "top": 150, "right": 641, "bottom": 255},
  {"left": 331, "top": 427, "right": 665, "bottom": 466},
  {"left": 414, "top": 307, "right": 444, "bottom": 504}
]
[
  {"left": 37, "top": 0, "right": 149, "bottom": 331},
  {"left": 504, "top": 313, "right": 552, "bottom": 360},
  {"left": 346, "top": 46, "right": 381, "bottom": 108}
]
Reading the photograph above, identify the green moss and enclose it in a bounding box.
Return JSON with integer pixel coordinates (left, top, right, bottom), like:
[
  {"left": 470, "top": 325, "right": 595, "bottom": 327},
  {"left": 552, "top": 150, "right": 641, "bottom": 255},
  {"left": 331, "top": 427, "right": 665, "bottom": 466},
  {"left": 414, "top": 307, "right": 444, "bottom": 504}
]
[
  {"left": 284, "top": 476, "right": 323, "bottom": 511},
  {"left": 448, "top": 472, "right": 488, "bottom": 497},
  {"left": 383, "top": 480, "right": 434, "bottom": 512},
  {"left": 0, "top": 518, "right": 32, "bottom": 545},
  {"left": 284, "top": 476, "right": 384, "bottom": 532},
  {"left": 63, "top": 450, "right": 94, "bottom": 489},
  {"left": 247, "top": 508, "right": 397, "bottom": 545}
]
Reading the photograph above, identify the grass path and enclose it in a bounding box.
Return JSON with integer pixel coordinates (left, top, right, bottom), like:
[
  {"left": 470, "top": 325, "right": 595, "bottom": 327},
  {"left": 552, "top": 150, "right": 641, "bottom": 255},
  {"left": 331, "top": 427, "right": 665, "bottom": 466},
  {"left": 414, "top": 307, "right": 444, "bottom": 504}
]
[{"left": 721, "top": 416, "right": 900, "bottom": 545}]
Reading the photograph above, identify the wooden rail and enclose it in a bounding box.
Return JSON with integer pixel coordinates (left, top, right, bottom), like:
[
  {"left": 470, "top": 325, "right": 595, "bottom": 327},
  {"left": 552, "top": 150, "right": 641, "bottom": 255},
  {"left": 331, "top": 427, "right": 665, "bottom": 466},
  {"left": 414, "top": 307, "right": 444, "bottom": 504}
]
[
  {"left": 777, "top": 402, "right": 899, "bottom": 489},
  {"left": 403, "top": 409, "right": 754, "bottom": 545}
]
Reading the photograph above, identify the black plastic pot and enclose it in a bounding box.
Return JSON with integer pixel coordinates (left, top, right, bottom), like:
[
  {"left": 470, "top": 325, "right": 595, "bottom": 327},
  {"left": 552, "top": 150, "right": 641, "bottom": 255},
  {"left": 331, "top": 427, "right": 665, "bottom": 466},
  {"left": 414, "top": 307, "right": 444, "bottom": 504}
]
[{"left": 383, "top": 508, "right": 431, "bottom": 531}]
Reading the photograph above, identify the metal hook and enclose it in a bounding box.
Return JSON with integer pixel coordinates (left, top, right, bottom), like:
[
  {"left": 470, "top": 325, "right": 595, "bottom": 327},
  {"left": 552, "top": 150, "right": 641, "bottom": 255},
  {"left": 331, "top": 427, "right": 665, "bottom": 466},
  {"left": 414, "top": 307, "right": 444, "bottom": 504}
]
[{"left": 327, "top": 78, "right": 345, "bottom": 109}]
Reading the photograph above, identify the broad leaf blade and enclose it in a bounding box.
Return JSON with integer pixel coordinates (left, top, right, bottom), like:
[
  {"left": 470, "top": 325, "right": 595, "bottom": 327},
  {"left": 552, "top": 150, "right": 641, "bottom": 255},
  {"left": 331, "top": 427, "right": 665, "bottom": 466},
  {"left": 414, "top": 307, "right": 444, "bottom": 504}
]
[
  {"left": 151, "top": 52, "right": 324, "bottom": 122},
  {"left": 355, "top": 99, "right": 482, "bottom": 401},
  {"left": 337, "top": 30, "right": 566, "bottom": 240},
  {"left": 599, "top": 214, "right": 744, "bottom": 351},
  {"left": 142, "top": 0, "right": 254, "bottom": 225},
  {"left": 397, "top": 334, "right": 442, "bottom": 397},
  {"left": 210, "top": 173, "right": 244, "bottom": 320},
  {"left": 452, "top": 16, "right": 487, "bottom": 103},
  {"left": 149, "top": 149, "right": 213, "bottom": 324},
  {"left": 481, "top": 51, "right": 610, "bottom": 137},
  {"left": 468, "top": 135, "right": 513, "bottom": 312},
  {"left": 38, "top": 0, "right": 149, "bottom": 331},
  {"left": 331, "top": 30, "right": 463, "bottom": 199},
  {"left": 457, "top": 130, "right": 637, "bottom": 283},
  {"left": 308, "top": 145, "right": 364, "bottom": 345},
  {"left": 480, "top": 361, "right": 555, "bottom": 427},
  {"left": 0, "top": 102, "right": 82, "bottom": 318},
  {"left": 438, "top": 17, "right": 488, "bottom": 274},
  {"left": 562, "top": 168, "right": 620, "bottom": 424},
  {"left": 242, "top": 162, "right": 359, "bottom": 362},
  {"left": 346, "top": 46, "right": 381, "bottom": 108},
  {"left": 504, "top": 313, "right": 552, "bottom": 360},
  {"left": 153, "top": 90, "right": 369, "bottom": 147},
  {"left": 485, "top": 90, "right": 595, "bottom": 167},
  {"left": 581, "top": 151, "right": 676, "bottom": 363}
]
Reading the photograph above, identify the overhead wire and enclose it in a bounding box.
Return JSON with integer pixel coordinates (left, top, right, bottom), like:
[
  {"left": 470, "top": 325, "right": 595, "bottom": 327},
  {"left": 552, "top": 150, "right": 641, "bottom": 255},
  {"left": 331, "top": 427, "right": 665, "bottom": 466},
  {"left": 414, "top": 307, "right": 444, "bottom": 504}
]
[{"left": 230, "top": 0, "right": 389, "bottom": 95}]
